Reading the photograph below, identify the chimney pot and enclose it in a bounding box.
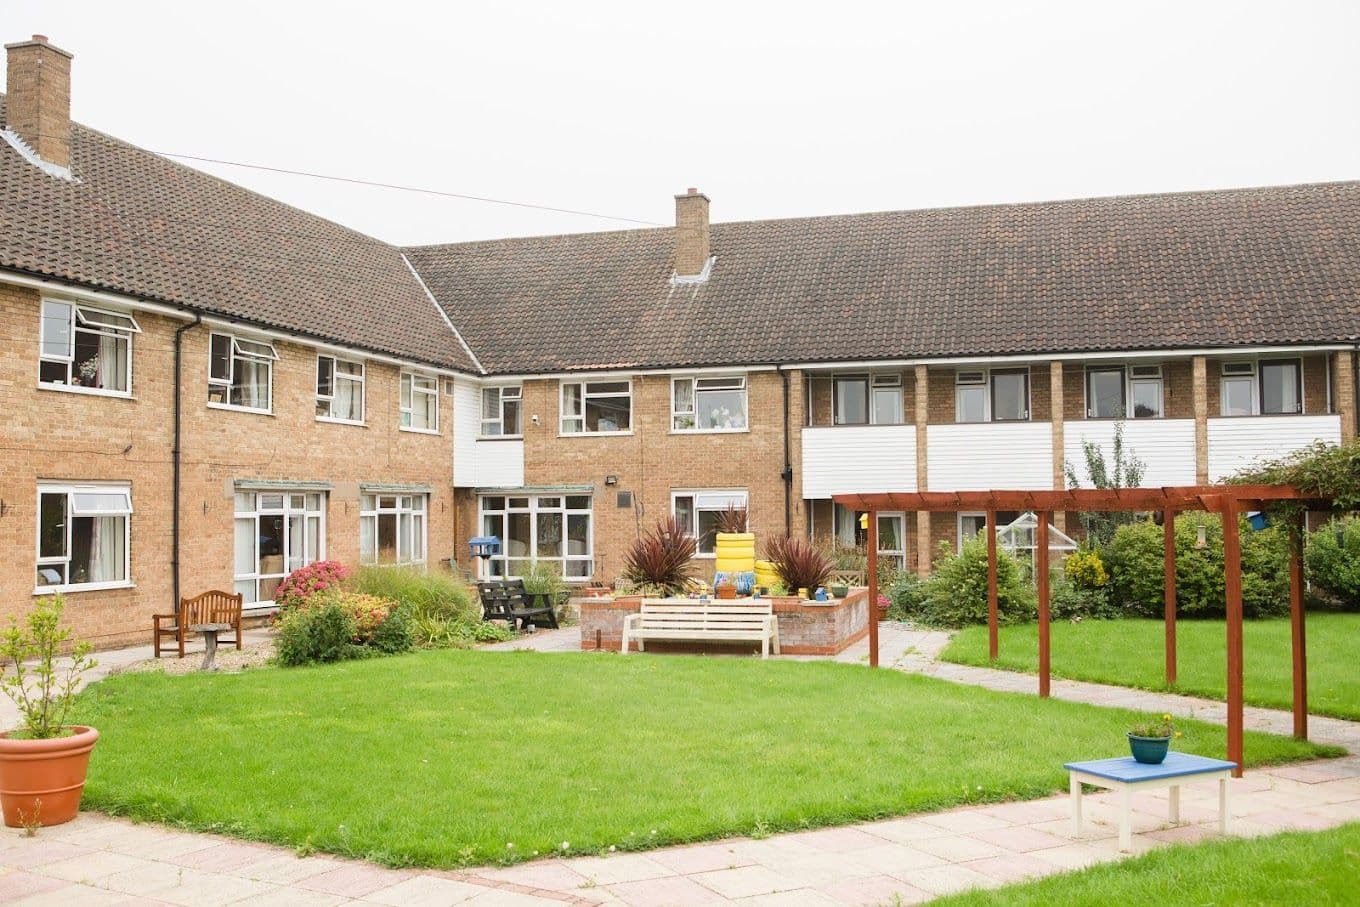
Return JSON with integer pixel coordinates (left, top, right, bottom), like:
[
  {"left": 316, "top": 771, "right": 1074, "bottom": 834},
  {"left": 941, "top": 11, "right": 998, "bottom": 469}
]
[
  {"left": 4, "top": 34, "right": 74, "bottom": 169},
  {"left": 673, "top": 188, "right": 711, "bottom": 277}
]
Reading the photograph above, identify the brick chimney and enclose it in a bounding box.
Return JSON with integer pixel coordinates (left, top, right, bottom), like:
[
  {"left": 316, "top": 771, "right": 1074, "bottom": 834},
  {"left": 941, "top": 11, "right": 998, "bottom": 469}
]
[
  {"left": 673, "top": 187, "right": 711, "bottom": 277},
  {"left": 4, "top": 34, "right": 74, "bottom": 168}
]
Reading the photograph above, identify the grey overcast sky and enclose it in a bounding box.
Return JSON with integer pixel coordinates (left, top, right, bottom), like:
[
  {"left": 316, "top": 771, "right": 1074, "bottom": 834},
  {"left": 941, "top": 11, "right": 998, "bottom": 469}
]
[{"left": 6, "top": 1, "right": 1359, "bottom": 245}]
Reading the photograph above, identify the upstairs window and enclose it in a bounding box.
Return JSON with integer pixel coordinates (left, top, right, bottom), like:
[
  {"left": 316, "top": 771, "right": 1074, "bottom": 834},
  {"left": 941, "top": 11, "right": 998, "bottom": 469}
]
[
  {"left": 1086, "top": 365, "right": 1163, "bottom": 419},
  {"left": 956, "top": 368, "right": 1029, "bottom": 422},
  {"left": 208, "top": 333, "right": 277, "bottom": 411},
  {"left": 481, "top": 386, "right": 523, "bottom": 437},
  {"left": 36, "top": 483, "right": 132, "bottom": 591},
  {"left": 955, "top": 371, "right": 987, "bottom": 423},
  {"left": 400, "top": 371, "right": 439, "bottom": 432},
  {"left": 1129, "top": 365, "right": 1164, "bottom": 418},
  {"left": 833, "top": 373, "right": 902, "bottom": 425},
  {"left": 672, "top": 375, "right": 747, "bottom": 431},
  {"left": 1260, "top": 359, "right": 1302, "bottom": 414},
  {"left": 1220, "top": 359, "right": 1302, "bottom": 416},
  {"left": 39, "top": 300, "right": 140, "bottom": 395},
  {"left": 561, "top": 380, "right": 631, "bottom": 434},
  {"left": 316, "top": 355, "right": 365, "bottom": 423}
]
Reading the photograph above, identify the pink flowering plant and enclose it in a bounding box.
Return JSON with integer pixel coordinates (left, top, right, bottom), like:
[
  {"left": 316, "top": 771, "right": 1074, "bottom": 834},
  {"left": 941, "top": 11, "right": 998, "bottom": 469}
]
[{"left": 274, "top": 560, "right": 352, "bottom": 611}]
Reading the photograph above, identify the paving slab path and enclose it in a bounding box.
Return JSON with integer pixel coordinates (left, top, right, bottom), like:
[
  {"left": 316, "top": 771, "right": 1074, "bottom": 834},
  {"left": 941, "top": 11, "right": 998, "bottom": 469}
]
[{"left": 2, "top": 623, "right": 1358, "bottom": 904}]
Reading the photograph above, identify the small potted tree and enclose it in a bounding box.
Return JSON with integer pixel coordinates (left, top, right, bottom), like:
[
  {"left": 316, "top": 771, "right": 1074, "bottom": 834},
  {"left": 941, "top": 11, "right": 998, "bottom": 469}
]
[{"left": 0, "top": 596, "right": 99, "bottom": 827}]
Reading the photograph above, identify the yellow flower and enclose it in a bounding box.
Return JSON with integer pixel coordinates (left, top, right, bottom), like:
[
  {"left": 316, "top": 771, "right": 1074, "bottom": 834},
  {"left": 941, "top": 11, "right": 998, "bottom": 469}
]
[{"left": 1162, "top": 714, "right": 1172, "bottom": 721}]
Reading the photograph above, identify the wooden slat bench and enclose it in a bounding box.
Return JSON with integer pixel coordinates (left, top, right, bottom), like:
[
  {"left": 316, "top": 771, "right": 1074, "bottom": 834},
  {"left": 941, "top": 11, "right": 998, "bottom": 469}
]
[
  {"left": 621, "top": 599, "right": 780, "bottom": 659},
  {"left": 153, "top": 589, "right": 243, "bottom": 659}
]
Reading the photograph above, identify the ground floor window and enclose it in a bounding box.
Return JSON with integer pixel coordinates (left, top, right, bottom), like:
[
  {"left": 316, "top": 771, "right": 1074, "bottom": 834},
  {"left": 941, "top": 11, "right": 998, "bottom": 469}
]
[
  {"left": 831, "top": 503, "right": 906, "bottom": 571},
  {"left": 479, "top": 494, "right": 592, "bottom": 579},
  {"left": 672, "top": 490, "right": 748, "bottom": 555},
  {"left": 958, "top": 511, "right": 1021, "bottom": 551},
  {"left": 36, "top": 483, "right": 132, "bottom": 591},
  {"left": 234, "top": 490, "right": 325, "bottom": 605},
  {"left": 360, "top": 493, "right": 427, "bottom": 566}
]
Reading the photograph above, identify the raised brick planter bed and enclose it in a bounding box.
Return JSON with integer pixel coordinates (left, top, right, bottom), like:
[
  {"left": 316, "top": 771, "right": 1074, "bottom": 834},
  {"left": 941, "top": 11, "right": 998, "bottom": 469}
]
[{"left": 579, "top": 589, "right": 869, "bottom": 656}]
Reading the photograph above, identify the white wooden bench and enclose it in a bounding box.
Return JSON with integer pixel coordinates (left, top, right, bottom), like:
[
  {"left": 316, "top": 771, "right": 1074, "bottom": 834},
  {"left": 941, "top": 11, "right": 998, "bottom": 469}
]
[{"left": 621, "top": 600, "right": 781, "bottom": 658}]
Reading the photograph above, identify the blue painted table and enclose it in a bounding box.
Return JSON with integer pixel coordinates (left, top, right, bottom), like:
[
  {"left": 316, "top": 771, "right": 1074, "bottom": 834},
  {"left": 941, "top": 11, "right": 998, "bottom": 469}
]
[{"left": 1064, "top": 752, "right": 1237, "bottom": 851}]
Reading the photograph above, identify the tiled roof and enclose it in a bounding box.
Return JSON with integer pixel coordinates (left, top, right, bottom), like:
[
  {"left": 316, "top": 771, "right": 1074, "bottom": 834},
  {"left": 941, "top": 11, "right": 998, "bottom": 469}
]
[
  {"left": 405, "top": 181, "right": 1360, "bottom": 375},
  {"left": 0, "top": 94, "right": 478, "bottom": 372}
]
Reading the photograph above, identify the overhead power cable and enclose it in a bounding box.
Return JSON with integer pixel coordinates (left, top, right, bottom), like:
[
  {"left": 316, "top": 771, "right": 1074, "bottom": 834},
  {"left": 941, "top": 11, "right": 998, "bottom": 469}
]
[{"left": 149, "top": 150, "right": 665, "bottom": 227}]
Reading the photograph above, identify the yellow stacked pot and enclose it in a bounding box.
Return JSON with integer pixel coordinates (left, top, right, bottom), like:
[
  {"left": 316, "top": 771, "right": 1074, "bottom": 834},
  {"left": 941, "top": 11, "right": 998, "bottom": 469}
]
[
  {"left": 754, "top": 560, "right": 780, "bottom": 591},
  {"left": 713, "top": 532, "right": 757, "bottom": 576}
]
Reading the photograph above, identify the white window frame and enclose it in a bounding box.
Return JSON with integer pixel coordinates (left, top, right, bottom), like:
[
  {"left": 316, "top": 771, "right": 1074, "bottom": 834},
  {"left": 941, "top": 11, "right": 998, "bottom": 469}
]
[
  {"left": 956, "top": 368, "right": 1030, "bottom": 423},
  {"left": 875, "top": 511, "right": 907, "bottom": 570},
  {"left": 400, "top": 371, "right": 440, "bottom": 433},
  {"left": 1218, "top": 358, "right": 1305, "bottom": 417},
  {"left": 671, "top": 489, "right": 749, "bottom": 556},
  {"left": 478, "top": 494, "right": 594, "bottom": 580},
  {"left": 559, "top": 379, "right": 633, "bottom": 435},
  {"left": 481, "top": 385, "right": 524, "bottom": 438},
  {"left": 1084, "top": 364, "right": 1165, "bottom": 419},
  {"left": 38, "top": 299, "right": 140, "bottom": 398},
  {"left": 207, "top": 332, "right": 277, "bottom": 414},
  {"left": 671, "top": 375, "right": 749, "bottom": 433},
  {"left": 832, "top": 373, "right": 903, "bottom": 425},
  {"left": 34, "top": 482, "right": 133, "bottom": 594},
  {"left": 360, "top": 493, "right": 428, "bottom": 567},
  {"left": 233, "top": 490, "right": 326, "bottom": 607},
  {"left": 315, "top": 353, "right": 366, "bottom": 424}
]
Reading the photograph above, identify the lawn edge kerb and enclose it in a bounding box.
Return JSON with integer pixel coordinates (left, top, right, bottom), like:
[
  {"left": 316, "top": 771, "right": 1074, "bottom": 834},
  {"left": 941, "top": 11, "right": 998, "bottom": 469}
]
[{"left": 70, "top": 653, "right": 1343, "bottom": 871}]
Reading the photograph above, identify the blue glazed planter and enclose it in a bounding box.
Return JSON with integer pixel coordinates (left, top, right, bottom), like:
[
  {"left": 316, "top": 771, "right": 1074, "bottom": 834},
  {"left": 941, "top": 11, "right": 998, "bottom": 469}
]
[{"left": 1128, "top": 733, "right": 1171, "bottom": 764}]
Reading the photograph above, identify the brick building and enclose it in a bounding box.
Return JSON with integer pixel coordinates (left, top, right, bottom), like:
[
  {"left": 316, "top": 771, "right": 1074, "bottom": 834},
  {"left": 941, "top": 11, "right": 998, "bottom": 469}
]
[{"left": 3, "top": 35, "right": 1358, "bottom": 645}]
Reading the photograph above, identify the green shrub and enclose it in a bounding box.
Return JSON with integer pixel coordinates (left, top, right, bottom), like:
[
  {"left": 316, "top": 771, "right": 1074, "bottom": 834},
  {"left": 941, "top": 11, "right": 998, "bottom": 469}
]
[
  {"left": 275, "top": 601, "right": 359, "bottom": 666},
  {"left": 1049, "top": 577, "right": 1119, "bottom": 621},
  {"left": 347, "top": 566, "right": 478, "bottom": 622},
  {"left": 369, "top": 608, "right": 414, "bottom": 654},
  {"left": 884, "top": 570, "right": 927, "bottom": 622},
  {"left": 1064, "top": 549, "right": 1108, "bottom": 590},
  {"left": 1103, "top": 514, "right": 1289, "bottom": 618},
  {"left": 906, "top": 538, "right": 1036, "bottom": 628},
  {"left": 520, "top": 561, "right": 571, "bottom": 620},
  {"left": 1305, "top": 517, "right": 1360, "bottom": 609}
]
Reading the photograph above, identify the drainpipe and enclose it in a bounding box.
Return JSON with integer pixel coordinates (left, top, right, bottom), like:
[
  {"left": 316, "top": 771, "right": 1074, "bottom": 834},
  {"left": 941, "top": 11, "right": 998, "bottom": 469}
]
[
  {"left": 778, "top": 365, "right": 793, "bottom": 536},
  {"left": 172, "top": 314, "right": 202, "bottom": 612}
]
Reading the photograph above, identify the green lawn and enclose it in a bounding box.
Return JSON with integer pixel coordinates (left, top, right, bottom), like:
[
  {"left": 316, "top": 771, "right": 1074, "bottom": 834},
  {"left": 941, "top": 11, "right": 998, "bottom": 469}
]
[
  {"left": 935, "top": 822, "right": 1360, "bottom": 906},
  {"left": 941, "top": 613, "right": 1360, "bottom": 721},
  {"left": 72, "top": 651, "right": 1335, "bottom": 868}
]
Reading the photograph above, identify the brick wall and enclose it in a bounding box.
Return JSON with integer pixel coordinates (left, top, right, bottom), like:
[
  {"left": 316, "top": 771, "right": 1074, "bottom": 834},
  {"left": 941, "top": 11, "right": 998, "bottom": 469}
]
[
  {"left": 503, "top": 370, "right": 800, "bottom": 585},
  {"left": 0, "top": 284, "right": 455, "bottom": 647}
]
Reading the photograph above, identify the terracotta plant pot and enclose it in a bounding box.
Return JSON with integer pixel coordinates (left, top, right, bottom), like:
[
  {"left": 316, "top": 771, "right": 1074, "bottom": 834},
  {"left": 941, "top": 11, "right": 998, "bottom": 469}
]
[
  {"left": 715, "top": 584, "right": 737, "bottom": 600},
  {"left": 0, "top": 726, "right": 99, "bottom": 827}
]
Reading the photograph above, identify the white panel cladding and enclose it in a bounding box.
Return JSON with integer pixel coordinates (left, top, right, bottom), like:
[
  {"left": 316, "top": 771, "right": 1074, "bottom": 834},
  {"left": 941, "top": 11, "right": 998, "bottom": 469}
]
[
  {"left": 801, "top": 425, "right": 916, "bottom": 499},
  {"left": 927, "top": 422, "right": 1053, "bottom": 491},
  {"left": 475, "top": 439, "right": 525, "bottom": 488},
  {"left": 452, "top": 379, "right": 481, "bottom": 488},
  {"left": 1207, "top": 415, "right": 1341, "bottom": 482},
  {"left": 452, "top": 379, "right": 525, "bottom": 488},
  {"left": 1064, "top": 420, "right": 1197, "bottom": 488}
]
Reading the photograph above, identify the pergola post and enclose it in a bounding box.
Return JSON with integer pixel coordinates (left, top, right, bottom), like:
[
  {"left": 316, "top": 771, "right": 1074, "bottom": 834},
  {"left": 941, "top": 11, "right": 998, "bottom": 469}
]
[
  {"left": 1220, "top": 499, "right": 1245, "bottom": 778},
  {"left": 1164, "top": 507, "right": 1177, "bottom": 687},
  {"left": 1036, "top": 510, "right": 1051, "bottom": 698},
  {"left": 867, "top": 509, "right": 879, "bottom": 669},
  {"left": 986, "top": 508, "right": 999, "bottom": 661},
  {"left": 1290, "top": 513, "right": 1307, "bottom": 740}
]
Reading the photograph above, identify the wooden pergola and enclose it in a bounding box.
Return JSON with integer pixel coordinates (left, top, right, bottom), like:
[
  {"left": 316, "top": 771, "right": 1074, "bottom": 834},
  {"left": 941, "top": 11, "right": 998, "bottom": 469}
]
[{"left": 834, "top": 484, "right": 1328, "bottom": 778}]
